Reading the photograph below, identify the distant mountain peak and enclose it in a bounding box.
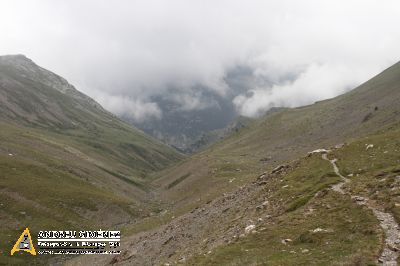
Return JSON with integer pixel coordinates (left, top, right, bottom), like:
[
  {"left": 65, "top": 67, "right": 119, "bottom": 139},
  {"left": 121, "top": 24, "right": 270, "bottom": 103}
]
[
  {"left": 0, "top": 54, "right": 30, "bottom": 60},
  {"left": 1, "top": 54, "right": 68, "bottom": 90},
  {"left": 0, "top": 54, "right": 108, "bottom": 112},
  {"left": 0, "top": 54, "right": 37, "bottom": 70}
]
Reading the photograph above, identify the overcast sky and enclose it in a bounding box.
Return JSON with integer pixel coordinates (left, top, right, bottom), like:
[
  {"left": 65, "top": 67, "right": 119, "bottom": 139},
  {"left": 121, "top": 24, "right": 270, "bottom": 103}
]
[{"left": 1, "top": 0, "right": 400, "bottom": 120}]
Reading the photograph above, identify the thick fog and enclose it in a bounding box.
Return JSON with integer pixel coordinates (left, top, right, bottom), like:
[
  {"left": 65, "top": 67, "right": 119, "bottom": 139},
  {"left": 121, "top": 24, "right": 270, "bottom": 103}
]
[{"left": 1, "top": 0, "right": 400, "bottom": 120}]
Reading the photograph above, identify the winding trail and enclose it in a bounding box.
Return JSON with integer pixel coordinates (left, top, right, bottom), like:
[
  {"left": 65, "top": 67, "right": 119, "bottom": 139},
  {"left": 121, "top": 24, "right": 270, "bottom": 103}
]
[
  {"left": 321, "top": 152, "right": 400, "bottom": 265},
  {"left": 321, "top": 154, "right": 349, "bottom": 194}
]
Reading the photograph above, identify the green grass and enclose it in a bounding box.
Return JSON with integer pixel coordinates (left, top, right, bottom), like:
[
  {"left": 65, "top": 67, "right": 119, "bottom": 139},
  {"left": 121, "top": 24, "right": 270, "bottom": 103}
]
[
  {"left": 0, "top": 153, "right": 142, "bottom": 264},
  {"left": 1, "top": 57, "right": 184, "bottom": 179},
  {"left": 0, "top": 122, "right": 164, "bottom": 264},
  {"left": 331, "top": 125, "right": 400, "bottom": 223},
  {"left": 188, "top": 192, "right": 380, "bottom": 266},
  {"left": 0, "top": 115, "right": 182, "bottom": 264},
  {"left": 186, "top": 123, "right": 400, "bottom": 266},
  {"left": 186, "top": 154, "right": 381, "bottom": 265},
  {"left": 275, "top": 157, "right": 340, "bottom": 213}
]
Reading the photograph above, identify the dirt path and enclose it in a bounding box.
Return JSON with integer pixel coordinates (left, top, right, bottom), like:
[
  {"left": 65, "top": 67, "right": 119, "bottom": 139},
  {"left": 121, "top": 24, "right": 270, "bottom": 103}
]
[
  {"left": 321, "top": 154, "right": 349, "bottom": 194},
  {"left": 321, "top": 152, "right": 400, "bottom": 265}
]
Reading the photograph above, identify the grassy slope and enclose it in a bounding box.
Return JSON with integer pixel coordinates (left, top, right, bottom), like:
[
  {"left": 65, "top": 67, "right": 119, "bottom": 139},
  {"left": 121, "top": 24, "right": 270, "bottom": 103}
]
[
  {"left": 332, "top": 123, "right": 400, "bottom": 223},
  {"left": 188, "top": 193, "right": 380, "bottom": 266},
  {"left": 0, "top": 60, "right": 183, "bottom": 178},
  {"left": 0, "top": 56, "right": 184, "bottom": 264},
  {"left": 0, "top": 124, "right": 142, "bottom": 265},
  {"left": 187, "top": 121, "right": 400, "bottom": 265}
]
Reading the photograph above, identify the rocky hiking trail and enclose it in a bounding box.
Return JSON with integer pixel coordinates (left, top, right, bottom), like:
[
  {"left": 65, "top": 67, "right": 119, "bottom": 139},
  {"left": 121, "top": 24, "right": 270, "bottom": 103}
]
[{"left": 320, "top": 150, "right": 400, "bottom": 265}]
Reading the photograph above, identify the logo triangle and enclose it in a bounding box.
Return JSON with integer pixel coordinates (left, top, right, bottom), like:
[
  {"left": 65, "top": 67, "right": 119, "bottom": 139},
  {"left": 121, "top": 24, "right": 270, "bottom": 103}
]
[{"left": 10, "top": 228, "right": 36, "bottom": 256}]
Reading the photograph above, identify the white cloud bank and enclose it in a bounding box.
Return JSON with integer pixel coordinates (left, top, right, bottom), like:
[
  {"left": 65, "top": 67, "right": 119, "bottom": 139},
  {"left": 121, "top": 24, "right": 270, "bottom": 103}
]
[
  {"left": 94, "top": 92, "right": 162, "bottom": 122},
  {"left": 0, "top": 0, "right": 400, "bottom": 120},
  {"left": 234, "top": 62, "right": 373, "bottom": 116}
]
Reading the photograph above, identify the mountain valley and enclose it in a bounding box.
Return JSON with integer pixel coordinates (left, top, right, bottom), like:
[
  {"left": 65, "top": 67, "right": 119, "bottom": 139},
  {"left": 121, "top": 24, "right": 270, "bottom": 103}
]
[{"left": 1, "top": 55, "right": 400, "bottom": 265}]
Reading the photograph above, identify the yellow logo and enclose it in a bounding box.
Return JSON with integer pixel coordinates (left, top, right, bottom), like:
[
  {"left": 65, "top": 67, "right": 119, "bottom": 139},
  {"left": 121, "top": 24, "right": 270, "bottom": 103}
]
[{"left": 11, "top": 228, "right": 36, "bottom": 256}]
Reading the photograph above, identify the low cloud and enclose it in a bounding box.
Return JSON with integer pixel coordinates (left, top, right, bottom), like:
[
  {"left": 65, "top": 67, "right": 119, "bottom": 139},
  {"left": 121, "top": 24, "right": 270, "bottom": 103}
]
[
  {"left": 95, "top": 92, "right": 162, "bottom": 122},
  {"left": 234, "top": 62, "right": 380, "bottom": 116},
  {"left": 1, "top": 0, "right": 400, "bottom": 119},
  {"left": 162, "top": 89, "right": 220, "bottom": 112}
]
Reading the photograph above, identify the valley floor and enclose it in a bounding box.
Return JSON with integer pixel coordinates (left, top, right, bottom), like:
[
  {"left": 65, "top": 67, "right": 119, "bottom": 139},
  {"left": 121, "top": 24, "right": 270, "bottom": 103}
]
[{"left": 66, "top": 123, "right": 400, "bottom": 266}]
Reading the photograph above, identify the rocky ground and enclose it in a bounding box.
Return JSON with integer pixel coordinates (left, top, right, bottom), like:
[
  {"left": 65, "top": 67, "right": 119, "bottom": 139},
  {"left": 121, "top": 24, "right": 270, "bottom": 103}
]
[{"left": 66, "top": 164, "right": 294, "bottom": 266}]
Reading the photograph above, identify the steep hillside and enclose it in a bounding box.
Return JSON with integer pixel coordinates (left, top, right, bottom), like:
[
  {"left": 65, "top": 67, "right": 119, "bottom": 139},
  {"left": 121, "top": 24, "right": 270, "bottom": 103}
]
[
  {"left": 0, "top": 55, "right": 183, "bottom": 265},
  {"left": 0, "top": 55, "right": 183, "bottom": 177}
]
